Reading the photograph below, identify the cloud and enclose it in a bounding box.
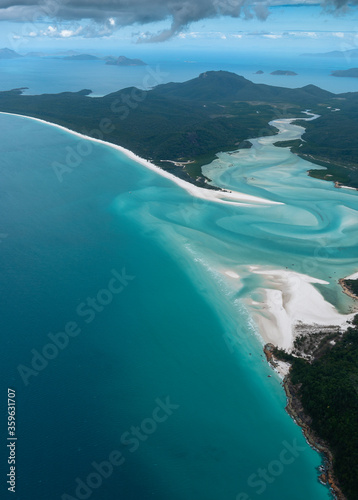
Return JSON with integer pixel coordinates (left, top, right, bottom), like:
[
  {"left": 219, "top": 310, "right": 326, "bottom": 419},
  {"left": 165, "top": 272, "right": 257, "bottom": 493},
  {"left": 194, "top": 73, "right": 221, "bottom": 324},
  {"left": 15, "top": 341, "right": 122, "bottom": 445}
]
[
  {"left": 263, "top": 33, "right": 282, "bottom": 38},
  {"left": 19, "top": 22, "right": 118, "bottom": 39},
  {"left": 0, "top": 0, "right": 356, "bottom": 42}
]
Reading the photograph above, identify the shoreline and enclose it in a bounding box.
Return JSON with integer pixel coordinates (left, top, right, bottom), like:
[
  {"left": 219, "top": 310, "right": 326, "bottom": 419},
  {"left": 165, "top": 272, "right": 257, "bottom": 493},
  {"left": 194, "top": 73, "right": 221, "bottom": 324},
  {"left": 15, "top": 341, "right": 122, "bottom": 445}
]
[
  {"left": 4, "top": 111, "right": 356, "bottom": 354},
  {"left": 264, "top": 345, "right": 347, "bottom": 500},
  {"left": 0, "top": 111, "right": 281, "bottom": 208},
  {"left": 339, "top": 273, "right": 358, "bottom": 301},
  {"left": 339, "top": 279, "right": 358, "bottom": 301},
  {"left": 4, "top": 110, "right": 356, "bottom": 498},
  {"left": 3, "top": 110, "right": 356, "bottom": 351},
  {"left": 244, "top": 267, "right": 355, "bottom": 352},
  {"left": 283, "top": 375, "right": 346, "bottom": 500}
]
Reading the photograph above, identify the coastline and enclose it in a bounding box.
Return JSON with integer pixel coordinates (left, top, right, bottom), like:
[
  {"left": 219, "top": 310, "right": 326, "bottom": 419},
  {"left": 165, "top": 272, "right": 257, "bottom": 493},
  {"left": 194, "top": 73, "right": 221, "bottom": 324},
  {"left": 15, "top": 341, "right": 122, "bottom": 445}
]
[
  {"left": 3, "top": 109, "right": 356, "bottom": 498},
  {"left": 0, "top": 112, "right": 281, "bottom": 208},
  {"left": 339, "top": 273, "right": 358, "bottom": 301},
  {"left": 244, "top": 267, "right": 355, "bottom": 352},
  {"left": 5, "top": 111, "right": 355, "bottom": 353},
  {"left": 3, "top": 111, "right": 355, "bottom": 356},
  {"left": 283, "top": 376, "right": 346, "bottom": 500},
  {"left": 339, "top": 278, "right": 358, "bottom": 301},
  {"left": 264, "top": 346, "right": 347, "bottom": 500}
]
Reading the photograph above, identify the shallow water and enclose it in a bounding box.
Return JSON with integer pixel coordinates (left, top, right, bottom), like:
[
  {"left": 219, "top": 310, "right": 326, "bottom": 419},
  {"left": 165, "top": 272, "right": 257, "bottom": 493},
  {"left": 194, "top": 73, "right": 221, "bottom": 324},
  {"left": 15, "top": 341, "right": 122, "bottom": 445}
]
[{"left": 1, "top": 111, "right": 356, "bottom": 499}]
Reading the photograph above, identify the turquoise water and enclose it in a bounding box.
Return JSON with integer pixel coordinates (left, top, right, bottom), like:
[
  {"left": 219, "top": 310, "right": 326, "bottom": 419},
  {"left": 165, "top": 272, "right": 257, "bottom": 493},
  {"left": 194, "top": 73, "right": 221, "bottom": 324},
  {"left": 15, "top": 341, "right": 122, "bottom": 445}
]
[{"left": 1, "top": 111, "right": 357, "bottom": 499}]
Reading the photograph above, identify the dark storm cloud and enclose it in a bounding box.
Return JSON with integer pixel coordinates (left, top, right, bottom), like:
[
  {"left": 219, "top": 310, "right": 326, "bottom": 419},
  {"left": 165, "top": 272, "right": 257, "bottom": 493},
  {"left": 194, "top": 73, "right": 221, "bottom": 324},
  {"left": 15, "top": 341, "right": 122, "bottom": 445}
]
[{"left": 0, "top": 0, "right": 355, "bottom": 41}]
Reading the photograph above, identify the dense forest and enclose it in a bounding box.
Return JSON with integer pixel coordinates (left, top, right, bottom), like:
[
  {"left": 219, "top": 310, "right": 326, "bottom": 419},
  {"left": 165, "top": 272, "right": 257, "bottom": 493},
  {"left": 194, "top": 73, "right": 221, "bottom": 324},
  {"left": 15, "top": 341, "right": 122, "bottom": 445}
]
[
  {"left": 343, "top": 280, "right": 358, "bottom": 297},
  {"left": 275, "top": 317, "right": 358, "bottom": 499},
  {"left": 1, "top": 70, "right": 357, "bottom": 187},
  {"left": 288, "top": 92, "right": 358, "bottom": 188}
]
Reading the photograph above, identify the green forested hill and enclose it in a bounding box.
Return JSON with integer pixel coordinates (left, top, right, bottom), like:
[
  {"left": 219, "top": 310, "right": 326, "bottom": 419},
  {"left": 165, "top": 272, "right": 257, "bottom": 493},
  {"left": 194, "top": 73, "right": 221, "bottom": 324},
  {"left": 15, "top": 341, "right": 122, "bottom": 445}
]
[
  {"left": 289, "top": 92, "right": 358, "bottom": 188},
  {"left": 151, "top": 71, "right": 334, "bottom": 105},
  {"left": 275, "top": 319, "right": 358, "bottom": 499},
  {"left": 0, "top": 71, "right": 357, "bottom": 187}
]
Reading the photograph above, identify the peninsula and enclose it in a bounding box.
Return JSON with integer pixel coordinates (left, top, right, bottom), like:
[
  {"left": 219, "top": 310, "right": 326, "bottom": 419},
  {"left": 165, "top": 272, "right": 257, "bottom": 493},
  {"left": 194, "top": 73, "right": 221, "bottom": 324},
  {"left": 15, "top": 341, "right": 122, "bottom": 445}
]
[
  {"left": 0, "top": 70, "right": 357, "bottom": 188},
  {"left": 268, "top": 314, "right": 358, "bottom": 500}
]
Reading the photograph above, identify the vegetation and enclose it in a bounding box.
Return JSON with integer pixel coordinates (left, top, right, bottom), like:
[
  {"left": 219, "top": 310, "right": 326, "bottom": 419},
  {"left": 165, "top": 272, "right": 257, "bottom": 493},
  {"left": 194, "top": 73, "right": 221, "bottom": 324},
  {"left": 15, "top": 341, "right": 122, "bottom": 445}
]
[
  {"left": 0, "top": 73, "right": 295, "bottom": 186},
  {"left": 332, "top": 68, "right": 358, "bottom": 78},
  {"left": 288, "top": 93, "right": 358, "bottom": 188},
  {"left": 343, "top": 279, "right": 358, "bottom": 297},
  {"left": 291, "top": 328, "right": 341, "bottom": 359},
  {"left": 0, "top": 70, "right": 357, "bottom": 188},
  {"left": 275, "top": 318, "right": 358, "bottom": 499},
  {"left": 270, "top": 70, "right": 297, "bottom": 75}
]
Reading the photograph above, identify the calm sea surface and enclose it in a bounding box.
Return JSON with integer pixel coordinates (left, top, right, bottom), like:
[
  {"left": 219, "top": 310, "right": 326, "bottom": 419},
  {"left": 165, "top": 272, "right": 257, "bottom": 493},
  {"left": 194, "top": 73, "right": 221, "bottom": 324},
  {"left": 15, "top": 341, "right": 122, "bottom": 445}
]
[{"left": 0, "top": 51, "right": 357, "bottom": 95}]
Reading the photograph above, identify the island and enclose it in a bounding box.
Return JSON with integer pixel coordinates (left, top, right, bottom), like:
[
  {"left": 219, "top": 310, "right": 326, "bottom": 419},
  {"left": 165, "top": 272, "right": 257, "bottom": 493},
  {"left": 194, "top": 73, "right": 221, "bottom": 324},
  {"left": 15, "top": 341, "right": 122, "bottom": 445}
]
[
  {"left": 0, "top": 70, "right": 357, "bottom": 189},
  {"left": 0, "top": 48, "right": 22, "bottom": 59},
  {"left": 62, "top": 54, "right": 100, "bottom": 61},
  {"left": 255, "top": 70, "right": 264, "bottom": 74},
  {"left": 302, "top": 49, "right": 358, "bottom": 58},
  {"left": 270, "top": 70, "right": 297, "bottom": 76},
  {"left": 0, "top": 48, "right": 148, "bottom": 67},
  {"left": 332, "top": 68, "right": 358, "bottom": 78},
  {"left": 105, "top": 55, "right": 147, "bottom": 66}
]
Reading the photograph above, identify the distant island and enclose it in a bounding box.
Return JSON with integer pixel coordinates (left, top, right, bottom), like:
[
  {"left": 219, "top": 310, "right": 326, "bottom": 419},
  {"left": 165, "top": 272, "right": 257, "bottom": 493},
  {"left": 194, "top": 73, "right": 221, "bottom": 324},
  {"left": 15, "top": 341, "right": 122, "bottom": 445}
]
[
  {"left": 332, "top": 68, "right": 358, "bottom": 78},
  {"left": 270, "top": 70, "right": 297, "bottom": 76},
  {"left": 62, "top": 54, "right": 100, "bottom": 61},
  {"left": 106, "top": 56, "right": 147, "bottom": 66},
  {"left": 0, "top": 48, "right": 22, "bottom": 59},
  {"left": 0, "top": 70, "right": 357, "bottom": 190},
  {"left": 27, "top": 50, "right": 81, "bottom": 58},
  {"left": 302, "top": 48, "right": 358, "bottom": 58},
  {"left": 0, "top": 47, "right": 147, "bottom": 67},
  {"left": 255, "top": 70, "right": 264, "bottom": 74}
]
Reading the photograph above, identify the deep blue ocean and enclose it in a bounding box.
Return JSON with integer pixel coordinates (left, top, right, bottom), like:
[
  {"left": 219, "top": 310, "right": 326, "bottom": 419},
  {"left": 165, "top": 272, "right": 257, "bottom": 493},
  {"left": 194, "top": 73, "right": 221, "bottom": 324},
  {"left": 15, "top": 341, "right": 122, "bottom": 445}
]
[{"left": 0, "top": 52, "right": 357, "bottom": 500}]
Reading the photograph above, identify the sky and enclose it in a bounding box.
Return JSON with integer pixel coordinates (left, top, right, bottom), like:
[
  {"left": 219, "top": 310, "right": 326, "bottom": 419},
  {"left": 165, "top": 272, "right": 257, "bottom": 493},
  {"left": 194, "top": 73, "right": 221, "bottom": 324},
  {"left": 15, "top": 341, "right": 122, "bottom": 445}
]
[{"left": 0, "top": 0, "right": 357, "bottom": 55}]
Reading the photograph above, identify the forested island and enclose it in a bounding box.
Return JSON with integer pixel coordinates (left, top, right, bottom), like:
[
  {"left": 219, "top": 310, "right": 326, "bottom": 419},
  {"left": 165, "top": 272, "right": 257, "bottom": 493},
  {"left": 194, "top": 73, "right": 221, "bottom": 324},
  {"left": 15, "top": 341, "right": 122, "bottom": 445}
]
[
  {"left": 0, "top": 70, "right": 357, "bottom": 188},
  {"left": 267, "top": 315, "right": 358, "bottom": 500},
  {"left": 302, "top": 49, "right": 358, "bottom": 58},
  {"left": 105, "top": 55, "right": 147, "bottom": 66},
  {"left": 332, "top": 68, "right": 358, "bottom": 78},
  {"left": 270, "top": 70, "right": 297, "bottom": 75},
  {"left": 0, "top": 47, "right": 147, "bottom": 66}
]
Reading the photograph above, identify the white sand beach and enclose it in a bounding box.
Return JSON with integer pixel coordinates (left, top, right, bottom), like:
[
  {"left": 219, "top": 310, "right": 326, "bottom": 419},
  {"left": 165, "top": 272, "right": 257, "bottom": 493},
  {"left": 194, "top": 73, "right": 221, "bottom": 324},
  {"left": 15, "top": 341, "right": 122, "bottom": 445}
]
[
  {"left": 245, "top": 267, "right": 355, "bottom": 351},
  {"left": 0, "top": 112, "right": 282, "bottom": 208},
  {"left": 345, "top": 271, "right": 358, "bottom": 280}
]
